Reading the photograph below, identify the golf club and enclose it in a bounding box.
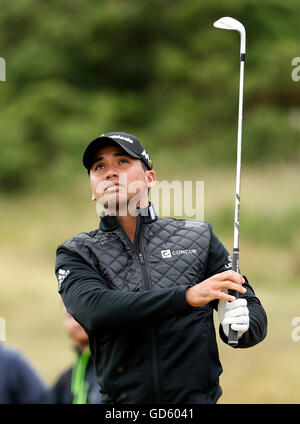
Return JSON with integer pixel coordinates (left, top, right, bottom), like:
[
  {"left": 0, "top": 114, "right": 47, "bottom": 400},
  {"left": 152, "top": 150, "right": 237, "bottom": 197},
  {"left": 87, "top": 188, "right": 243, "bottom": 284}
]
[{"left": 213, "top": 17, "right": 246, "bottom": 346}]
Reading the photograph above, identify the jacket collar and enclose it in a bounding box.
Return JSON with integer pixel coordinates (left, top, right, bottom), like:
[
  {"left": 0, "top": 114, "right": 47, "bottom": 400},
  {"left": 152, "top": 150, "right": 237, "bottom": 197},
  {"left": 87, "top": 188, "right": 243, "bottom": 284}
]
[{"left": 99, "top": 202, "right": 157, "bottom": 232}]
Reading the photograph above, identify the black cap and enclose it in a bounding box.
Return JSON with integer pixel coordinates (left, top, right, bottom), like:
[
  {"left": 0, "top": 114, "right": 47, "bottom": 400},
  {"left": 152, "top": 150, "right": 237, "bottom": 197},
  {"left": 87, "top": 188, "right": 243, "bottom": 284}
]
[{"left": 83, "top": 132, "right": 153, "bottom": 171}]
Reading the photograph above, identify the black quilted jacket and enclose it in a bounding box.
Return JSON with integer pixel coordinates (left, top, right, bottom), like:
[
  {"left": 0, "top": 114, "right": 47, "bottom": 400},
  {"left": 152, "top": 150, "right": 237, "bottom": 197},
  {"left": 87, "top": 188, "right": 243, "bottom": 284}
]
[{"left": 55, "top": 203, "right": 267, "bottom": 404}]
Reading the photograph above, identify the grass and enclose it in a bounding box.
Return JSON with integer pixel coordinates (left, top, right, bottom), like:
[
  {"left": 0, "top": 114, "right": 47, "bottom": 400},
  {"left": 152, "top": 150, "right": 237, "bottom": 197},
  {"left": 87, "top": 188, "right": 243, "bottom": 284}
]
[{"left": 0, "top": 162, "right": 299, "bottom": 403}]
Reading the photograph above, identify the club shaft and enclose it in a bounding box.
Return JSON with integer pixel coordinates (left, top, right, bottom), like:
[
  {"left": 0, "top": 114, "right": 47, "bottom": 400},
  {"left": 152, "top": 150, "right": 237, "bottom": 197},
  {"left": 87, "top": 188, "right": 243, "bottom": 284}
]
[
  {"left": 228, "top": 53, "right": 245, "bottom": 347},
  {"left": 233, "top": 57, "right": 244, "bottom": 251}
]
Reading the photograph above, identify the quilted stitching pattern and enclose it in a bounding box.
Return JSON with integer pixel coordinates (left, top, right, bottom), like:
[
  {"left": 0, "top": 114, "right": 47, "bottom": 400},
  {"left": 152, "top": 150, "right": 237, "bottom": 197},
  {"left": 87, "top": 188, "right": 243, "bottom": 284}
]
[
  {"left": 62, "top": 218, "right": 211, "bottom": 292},
  {"left": 144, "top": 219, "right": 210, "bottom": 289}
]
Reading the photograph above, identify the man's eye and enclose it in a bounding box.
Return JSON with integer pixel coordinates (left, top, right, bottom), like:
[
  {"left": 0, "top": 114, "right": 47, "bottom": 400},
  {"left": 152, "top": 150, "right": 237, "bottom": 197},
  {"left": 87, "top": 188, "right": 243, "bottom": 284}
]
[
  {"left": 119, "top": 159, "right": 129, "bottom": 164},
  {"left": 95, "top": 163, "right": 104, "bottom": 170}
]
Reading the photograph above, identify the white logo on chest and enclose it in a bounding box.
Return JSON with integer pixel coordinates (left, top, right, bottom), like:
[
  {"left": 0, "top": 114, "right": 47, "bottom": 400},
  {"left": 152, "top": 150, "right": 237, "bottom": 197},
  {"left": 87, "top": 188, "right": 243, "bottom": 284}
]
[{"left": 161, "top": 248, "right": 197, "bottom": 258}]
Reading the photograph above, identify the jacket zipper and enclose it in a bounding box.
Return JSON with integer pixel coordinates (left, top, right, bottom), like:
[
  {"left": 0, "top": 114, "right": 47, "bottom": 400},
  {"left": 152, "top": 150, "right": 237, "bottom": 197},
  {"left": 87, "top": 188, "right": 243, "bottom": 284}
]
[
  {"left": 117, "top": 218, "right": 161, "bottom": 403},
  {"left": 138, "top": 237, "right": 161, "bottom": 404}
]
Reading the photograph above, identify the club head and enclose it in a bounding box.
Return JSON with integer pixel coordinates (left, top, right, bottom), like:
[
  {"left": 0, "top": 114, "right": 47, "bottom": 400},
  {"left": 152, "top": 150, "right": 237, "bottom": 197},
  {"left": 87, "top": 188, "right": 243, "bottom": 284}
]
[
  {"left": 213, "top": 17, "right": 246, "bottom": 54},
  {"left": 213, "top": 17, "right": 244, "bottom": 32}
]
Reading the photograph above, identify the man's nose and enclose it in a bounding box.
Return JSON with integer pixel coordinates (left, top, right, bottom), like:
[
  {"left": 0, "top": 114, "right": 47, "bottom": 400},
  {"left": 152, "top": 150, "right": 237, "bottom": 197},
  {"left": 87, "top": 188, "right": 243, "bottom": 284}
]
[{"left": 105, "top": 165, "right": 119, "bottom": 179}]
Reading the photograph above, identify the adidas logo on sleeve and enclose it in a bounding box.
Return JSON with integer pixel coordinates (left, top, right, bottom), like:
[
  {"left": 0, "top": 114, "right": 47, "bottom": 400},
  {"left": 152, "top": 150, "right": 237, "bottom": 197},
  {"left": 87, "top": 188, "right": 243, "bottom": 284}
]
[{"left": 57, "top": 269, "right": 70, "bottom": 292}]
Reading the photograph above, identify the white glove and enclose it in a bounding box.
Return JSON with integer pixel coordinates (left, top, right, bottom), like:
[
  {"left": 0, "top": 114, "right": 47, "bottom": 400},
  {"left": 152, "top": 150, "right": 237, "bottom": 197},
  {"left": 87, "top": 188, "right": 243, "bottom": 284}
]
[{"left": 218, "top": 297, "right": 249, "bottom": 339}]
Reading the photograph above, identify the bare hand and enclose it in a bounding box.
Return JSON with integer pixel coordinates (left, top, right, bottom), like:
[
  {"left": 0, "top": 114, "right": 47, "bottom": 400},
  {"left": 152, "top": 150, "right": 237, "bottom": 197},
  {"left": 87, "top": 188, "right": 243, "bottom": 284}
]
[{"left": 186, "top": 270, "right": 246, "bottom": 307}]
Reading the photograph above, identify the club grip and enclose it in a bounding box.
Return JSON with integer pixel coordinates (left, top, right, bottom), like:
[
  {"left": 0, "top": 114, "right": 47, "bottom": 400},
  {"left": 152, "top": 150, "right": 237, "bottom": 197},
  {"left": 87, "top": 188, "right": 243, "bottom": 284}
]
[
  {"left": 228, "top": 248, "right": 240, "bottom": 346},
  {"left": 227, "top": 291, "right": 239, "bottom": 346},
  {"left": 228, "top": 323, "right": 239, "bottom": 346}
]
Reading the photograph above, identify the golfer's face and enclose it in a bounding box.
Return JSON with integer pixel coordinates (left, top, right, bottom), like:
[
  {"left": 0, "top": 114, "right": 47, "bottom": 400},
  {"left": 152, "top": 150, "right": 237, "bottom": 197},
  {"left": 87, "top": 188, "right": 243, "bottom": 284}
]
[{"left": 89, "top": 144, "right": 149, "bottom": 212}]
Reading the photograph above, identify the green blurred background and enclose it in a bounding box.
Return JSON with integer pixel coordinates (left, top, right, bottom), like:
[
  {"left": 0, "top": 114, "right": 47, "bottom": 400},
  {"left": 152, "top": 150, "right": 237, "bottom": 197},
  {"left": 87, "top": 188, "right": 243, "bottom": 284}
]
[{"left": 0, "top": 0, "right": 299, "bottom": 403}]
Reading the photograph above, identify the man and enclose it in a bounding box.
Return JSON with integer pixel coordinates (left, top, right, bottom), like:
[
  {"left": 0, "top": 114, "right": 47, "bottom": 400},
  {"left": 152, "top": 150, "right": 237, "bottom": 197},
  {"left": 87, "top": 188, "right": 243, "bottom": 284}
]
[
  {"left": 55, "top": 131, "right": 267, "bottom": 404},
  {"left": 48, "top": 309, "right": 101, "bottom": 404}
]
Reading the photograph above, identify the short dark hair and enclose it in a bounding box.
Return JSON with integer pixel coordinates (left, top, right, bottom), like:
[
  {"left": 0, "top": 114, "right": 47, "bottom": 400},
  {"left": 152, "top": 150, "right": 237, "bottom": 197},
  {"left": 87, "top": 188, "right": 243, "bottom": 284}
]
[
  {"left": 140, "top": 160, "right": 151, "bottom": 193},
  {"left": 140, "top": 160, "right": 148, "bottom": 172}
]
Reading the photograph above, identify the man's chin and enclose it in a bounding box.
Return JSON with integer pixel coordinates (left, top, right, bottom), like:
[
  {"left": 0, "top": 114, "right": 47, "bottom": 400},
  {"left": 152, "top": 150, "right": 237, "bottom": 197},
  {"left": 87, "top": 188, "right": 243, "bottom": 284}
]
[
  {"left": 99, "top": 194, "right": 130, "bottom": 215},
  {"left": 96, "top": 191, "right": 146, "bottom": 217}
]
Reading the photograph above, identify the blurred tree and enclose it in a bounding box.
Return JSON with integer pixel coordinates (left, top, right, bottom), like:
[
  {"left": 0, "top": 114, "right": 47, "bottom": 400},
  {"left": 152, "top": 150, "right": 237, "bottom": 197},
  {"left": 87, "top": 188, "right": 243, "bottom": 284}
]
[{"left": 0, "top": 0, "right": 299, "bottom": 192}]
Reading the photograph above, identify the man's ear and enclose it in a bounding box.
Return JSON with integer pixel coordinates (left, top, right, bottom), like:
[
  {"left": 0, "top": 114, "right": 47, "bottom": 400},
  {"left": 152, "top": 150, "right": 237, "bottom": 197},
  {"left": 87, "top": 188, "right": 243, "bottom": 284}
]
[
  {"left": 146, "top": 170, "right": 156, "bottom": 189},
  {"left": 92, "top": 194, "right": 96, "bottom": 201}
]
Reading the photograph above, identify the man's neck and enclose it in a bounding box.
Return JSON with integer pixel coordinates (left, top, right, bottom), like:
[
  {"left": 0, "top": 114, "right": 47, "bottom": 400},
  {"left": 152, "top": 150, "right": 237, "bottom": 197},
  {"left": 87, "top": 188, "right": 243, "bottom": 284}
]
[
  {"left": 118, "top": 214, "right": 137, "bottom": 244},
  {"left": 104, "top": 199, "right": 149, "bottom": 243}
]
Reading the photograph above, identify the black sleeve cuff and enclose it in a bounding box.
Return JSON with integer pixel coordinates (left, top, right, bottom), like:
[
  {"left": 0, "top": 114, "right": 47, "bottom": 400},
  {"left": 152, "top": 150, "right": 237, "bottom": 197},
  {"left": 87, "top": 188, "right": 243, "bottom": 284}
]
[{"left": 175, "top": 285, "right": 194, "bottom": 315}]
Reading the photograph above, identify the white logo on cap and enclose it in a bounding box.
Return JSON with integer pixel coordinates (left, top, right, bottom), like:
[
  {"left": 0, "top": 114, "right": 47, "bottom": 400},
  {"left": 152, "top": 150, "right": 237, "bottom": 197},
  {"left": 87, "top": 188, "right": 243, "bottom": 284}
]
[
  {"left": 141, "top": 149, "right": 150, "bottom": 163},
  {"left": 108, "top": 135, "right": 134, "bottom": 144}
]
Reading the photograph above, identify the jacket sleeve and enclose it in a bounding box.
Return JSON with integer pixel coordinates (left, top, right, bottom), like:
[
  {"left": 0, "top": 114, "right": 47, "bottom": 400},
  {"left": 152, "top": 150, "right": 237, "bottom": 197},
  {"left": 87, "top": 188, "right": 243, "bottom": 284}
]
[
  {"left": 55, "top": 246, "right": 192, "bottom": 334},
  {"left": 218, "top": 276, "right": 268, "bottom": 348},
  {"left": 205, "top": 224, "right": 268, "bottom": 348}
]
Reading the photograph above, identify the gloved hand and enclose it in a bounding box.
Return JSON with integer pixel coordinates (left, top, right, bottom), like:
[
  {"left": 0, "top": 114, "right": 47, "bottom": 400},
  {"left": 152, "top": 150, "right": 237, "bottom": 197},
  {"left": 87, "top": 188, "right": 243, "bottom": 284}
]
[{"left": 218, "top": 297, "right": 249, "bottom": 339}]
